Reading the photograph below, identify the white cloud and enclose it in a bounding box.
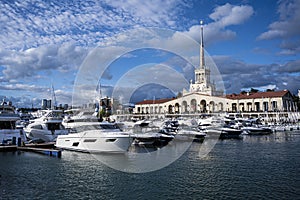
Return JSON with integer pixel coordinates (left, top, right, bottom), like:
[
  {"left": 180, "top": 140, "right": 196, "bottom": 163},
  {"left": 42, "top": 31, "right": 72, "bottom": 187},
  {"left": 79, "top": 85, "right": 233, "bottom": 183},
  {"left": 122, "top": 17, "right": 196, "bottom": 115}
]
[
  {"left": 258, "top": 0, "right": 300, "bottom": 40},
  {"left": 103, "top": 0, "right": 189, "bottom": 27},
  {"left": 209, "top": 3, "right": 254, "bottom": 26},
  {"left": 0, "top": 83, "right": 47, "bottom": 93},
  {"left": 184, "top": 3, "right": 254, "bottom": 44},
  {"left": 0, "top": 42, "right": 87, "bottom": 80},
  {"left": 213, "top": 55, "right": 300, "bottom": 94},
  {"left": 257, "top": 0, "right": 300, "bottom": 54},
  {"left": 0, "top": 0, "right": 190, "bottom": 50}
]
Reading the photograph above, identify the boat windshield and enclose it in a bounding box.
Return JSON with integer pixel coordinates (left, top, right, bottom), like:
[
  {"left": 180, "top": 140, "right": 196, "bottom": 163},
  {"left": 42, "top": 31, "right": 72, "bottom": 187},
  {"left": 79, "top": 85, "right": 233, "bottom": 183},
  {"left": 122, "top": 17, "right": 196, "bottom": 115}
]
[
  {"left": 46, "top": 111, "right": 63, "bottom": 118},
  {"left": 100, "top": 124, "right": 119, "bottom": 129},
  {"left": 47, "top": 123, "right": 65, "bottom": 130},
  {"left": 73, "top": 124, "right": 119, "bottom": 132}
]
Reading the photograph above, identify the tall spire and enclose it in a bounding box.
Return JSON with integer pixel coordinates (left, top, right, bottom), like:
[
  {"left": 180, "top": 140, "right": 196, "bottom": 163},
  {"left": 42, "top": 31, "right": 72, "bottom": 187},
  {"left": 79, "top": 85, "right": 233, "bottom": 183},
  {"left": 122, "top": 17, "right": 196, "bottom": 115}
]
[
  {"left": 51, "top": 83, "right": 57, "bottom": 109},
  {"left": 200, "top": 20, "right": 205, "bottom": 69}
]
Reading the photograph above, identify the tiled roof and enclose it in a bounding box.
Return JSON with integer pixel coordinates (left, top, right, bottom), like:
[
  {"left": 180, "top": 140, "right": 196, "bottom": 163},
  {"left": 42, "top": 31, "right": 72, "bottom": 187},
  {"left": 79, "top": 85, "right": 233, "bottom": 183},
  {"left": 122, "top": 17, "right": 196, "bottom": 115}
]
[
  {"left": 226, "top": 90, "right": 290, "bottom": 100},
  {"left": 135, "top": 98, "right": 174, "bottom": 105}
]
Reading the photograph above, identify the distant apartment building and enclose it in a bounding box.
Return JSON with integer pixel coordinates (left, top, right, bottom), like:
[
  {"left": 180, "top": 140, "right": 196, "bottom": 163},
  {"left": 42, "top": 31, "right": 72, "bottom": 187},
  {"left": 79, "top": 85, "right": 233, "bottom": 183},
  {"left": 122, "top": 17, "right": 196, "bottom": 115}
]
[{"left": 41, "top": 99, "right": 52, "bottom": 109}]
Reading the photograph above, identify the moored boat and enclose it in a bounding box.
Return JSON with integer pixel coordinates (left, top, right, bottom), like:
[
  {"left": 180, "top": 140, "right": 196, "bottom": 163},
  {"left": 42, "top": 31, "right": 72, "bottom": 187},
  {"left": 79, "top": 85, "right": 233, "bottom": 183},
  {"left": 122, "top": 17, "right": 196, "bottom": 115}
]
[
  {"left": 24, "top": 110, "right": 68, "bottom": 142},
  {"left": 55, "top": 121, "right": 133, "bottom": 153},
  {"left": 241, "top": 126, "right": 273, "bottom": 135},
  {"left": 0, "top": 100, "right": 26, "bottom": 144}
]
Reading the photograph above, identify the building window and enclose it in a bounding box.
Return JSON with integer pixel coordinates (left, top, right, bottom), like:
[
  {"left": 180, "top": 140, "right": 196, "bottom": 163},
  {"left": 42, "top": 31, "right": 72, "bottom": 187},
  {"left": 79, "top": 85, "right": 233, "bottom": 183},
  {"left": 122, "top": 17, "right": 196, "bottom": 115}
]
[
  {"left": 254, "top": 102, "right": 260, "bottom": 112},
  {"left": 272, "top": 101, "right": 277, "bottom": 111},
  {"left": 263, "top": 102, "right": 268, "bottom": 111},
  {"left": 232, "top": 103, "right": 237, "bottom": 112}
]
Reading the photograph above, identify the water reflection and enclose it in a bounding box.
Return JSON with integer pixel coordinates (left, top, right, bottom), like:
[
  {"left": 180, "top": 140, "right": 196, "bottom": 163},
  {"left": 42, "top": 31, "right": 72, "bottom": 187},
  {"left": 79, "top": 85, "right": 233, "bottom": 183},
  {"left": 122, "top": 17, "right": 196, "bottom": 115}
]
[
  {"left": 242, "top": 131, "right": 300, "bottom": 143},
  {"left": 91, "top": 139, "right": 193, "bottom": 173}
]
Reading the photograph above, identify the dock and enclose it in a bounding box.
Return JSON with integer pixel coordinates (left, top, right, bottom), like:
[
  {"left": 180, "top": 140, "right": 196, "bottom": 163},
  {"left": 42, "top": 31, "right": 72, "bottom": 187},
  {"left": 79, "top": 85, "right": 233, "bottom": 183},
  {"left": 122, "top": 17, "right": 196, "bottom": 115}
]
[
  {"left": 17, "top": 146, "right": 62, "bottom": 158},
  {"left": 0, "top": 145, "right": 17, "bottom": 152},
  {"left": 0, "top": 142, "right": 61, "bottom": 158}
]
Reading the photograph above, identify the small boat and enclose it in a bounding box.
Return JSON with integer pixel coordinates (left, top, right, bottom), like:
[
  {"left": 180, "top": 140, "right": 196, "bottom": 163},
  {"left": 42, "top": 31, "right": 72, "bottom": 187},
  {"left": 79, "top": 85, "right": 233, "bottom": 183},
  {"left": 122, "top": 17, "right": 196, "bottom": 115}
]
[
  {"left": 55, "top": 121, "right": 133, "bottom": 153},
  {"left": 24, "top": 110, "right": 68, "bottom": 142}
]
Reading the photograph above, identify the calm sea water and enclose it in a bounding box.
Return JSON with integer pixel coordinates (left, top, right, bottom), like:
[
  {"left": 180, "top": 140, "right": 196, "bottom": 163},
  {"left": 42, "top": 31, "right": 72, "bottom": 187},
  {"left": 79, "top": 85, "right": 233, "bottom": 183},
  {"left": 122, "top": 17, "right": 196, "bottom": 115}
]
[{"left": 1, "top": 131, "right": 300, "bottom": 200}]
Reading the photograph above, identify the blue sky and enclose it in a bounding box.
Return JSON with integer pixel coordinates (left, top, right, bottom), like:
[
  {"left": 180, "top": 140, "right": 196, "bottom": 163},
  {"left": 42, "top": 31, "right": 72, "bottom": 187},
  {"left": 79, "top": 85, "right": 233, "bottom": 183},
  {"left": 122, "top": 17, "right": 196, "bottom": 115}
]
[{"left": 1, "top": 0, "right": 300, "bottom": 107}]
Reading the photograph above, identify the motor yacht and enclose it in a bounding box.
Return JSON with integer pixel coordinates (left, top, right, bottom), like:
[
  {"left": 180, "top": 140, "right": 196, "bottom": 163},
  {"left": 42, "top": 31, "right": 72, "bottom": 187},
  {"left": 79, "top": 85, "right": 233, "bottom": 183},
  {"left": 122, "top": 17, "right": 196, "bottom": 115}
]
[
  {"left": 162, "top": 120, "right": 206, "bottom": 142},
  {"left": 0, "top": 100, "right": 26, "bottom": 144},
  {"left": 240, "top": 118, "right": 273, "bottom": 135},
  {"left": 126, "top": 119, "right": 173, "bottom": 146},
  {"left": 55, "top": 121, "right": 133, "bottom": 153},
  {"left": 24, "top": 110, "right": 68, "bottom": 142},
  {"left": 241, "top": 125, "right": 273, "bottom": 135},
  {"left": 199, "top": 116, "right": 242, "bottom": 139}
]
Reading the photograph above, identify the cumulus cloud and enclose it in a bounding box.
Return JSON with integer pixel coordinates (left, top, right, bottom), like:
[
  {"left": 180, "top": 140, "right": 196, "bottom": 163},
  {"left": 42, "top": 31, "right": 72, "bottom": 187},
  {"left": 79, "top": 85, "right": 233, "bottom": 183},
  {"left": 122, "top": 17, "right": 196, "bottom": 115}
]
[
  {"left": 184, "top": 3, "right": 254, "bottom": 44},
  {"left": 0, "top": 42, "right": 87, "bottom": 80},
  {"left": 257, "top": 0, "right": 300, "bottom": 54},
  {"left": 214, "top": 55, "right": 300, "bottom": 94},
  {"left": 209, "top": 3, "right": 254, "bottom": 26}
]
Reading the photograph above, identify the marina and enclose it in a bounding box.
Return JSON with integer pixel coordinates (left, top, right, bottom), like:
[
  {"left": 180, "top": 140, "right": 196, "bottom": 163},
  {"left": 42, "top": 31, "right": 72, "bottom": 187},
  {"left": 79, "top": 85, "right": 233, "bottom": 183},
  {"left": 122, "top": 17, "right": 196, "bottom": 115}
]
[
  {"left": 2, "top": 95, "right": 300, "bottom": 155},
  {"left": 1, "top": 0, "right": 300, "bottom": 199}
]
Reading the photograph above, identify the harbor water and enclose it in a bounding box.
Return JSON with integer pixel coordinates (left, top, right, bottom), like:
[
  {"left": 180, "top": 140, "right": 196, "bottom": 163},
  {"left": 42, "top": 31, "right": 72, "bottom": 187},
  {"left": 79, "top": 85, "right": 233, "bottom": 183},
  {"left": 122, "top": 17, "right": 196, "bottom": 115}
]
[{"left": 1, "top": 131, "right": 300, "bottom": 199}]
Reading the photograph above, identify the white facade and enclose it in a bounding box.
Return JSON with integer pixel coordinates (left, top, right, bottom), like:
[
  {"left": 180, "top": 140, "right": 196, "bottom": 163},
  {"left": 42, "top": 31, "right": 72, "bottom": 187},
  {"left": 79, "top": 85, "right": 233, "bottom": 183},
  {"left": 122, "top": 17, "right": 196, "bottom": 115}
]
[{"left": 134, "top": 90, "right": 297, "bottom": 115}]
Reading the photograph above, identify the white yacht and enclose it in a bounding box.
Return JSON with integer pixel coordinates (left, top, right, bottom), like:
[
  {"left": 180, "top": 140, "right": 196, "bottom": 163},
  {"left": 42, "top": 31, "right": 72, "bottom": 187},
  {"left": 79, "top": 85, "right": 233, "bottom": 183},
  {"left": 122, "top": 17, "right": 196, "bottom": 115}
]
[
  {"left": 0, "top": 100, "right": 26, "bottom": 144},
  {"left": 55, "top": 121, "right": 133, "bottom": 153},
  {"left": 241, "top": 125, "right": 273, "bottom": 135},
  {"left": 199, "top": 116, "right": 242, "bottom": 139},
  {"left": 161, "top": 120, "right": 206, "bottom": 142},
  {"left": 24, "top": 109, "right": 68, "bottom": 142},
  {"left": 121, "top": 119, "right": 173, "bottom": 146},
  {"left": 240, "top": 118, "right": 273, "bottom": 135}
]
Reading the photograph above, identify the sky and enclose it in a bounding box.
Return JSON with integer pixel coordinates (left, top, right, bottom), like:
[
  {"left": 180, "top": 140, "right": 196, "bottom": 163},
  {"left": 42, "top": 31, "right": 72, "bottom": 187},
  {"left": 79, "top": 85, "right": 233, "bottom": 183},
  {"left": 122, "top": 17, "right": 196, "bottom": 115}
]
[{"left": 1, "top": 0, "right": 300, "bottom": 108}]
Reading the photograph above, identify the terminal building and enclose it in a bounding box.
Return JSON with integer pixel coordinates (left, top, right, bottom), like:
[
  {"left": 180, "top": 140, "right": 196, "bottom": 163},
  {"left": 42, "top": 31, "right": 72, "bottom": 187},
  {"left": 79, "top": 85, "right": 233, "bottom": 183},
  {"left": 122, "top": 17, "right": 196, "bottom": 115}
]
[
  {"left": 132, "top": 22, "right": 298, "bottom": 120},
  {"left": 134, "top": 90, "right": 296, "bottom": 114}
]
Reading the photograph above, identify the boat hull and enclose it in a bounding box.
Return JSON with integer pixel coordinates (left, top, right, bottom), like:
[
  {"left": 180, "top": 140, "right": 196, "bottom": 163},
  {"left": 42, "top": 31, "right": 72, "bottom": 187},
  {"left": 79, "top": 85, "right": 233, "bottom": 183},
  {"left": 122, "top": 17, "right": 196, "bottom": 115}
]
[
  {"left": 242, "top": 127, "right": 273, "bottom": 135},
  {"left": 55, "top": 132, "right": 133, "bottom": 153},
  {"left": 220, "top": 128, "right": 242, "bottom": 139}
]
